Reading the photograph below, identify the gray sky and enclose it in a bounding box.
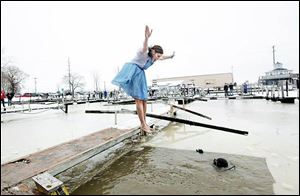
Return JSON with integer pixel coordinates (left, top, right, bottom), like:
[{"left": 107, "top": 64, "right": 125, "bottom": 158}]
[{"left": 1, "top": 1, "right": 299, "bottom": 93}]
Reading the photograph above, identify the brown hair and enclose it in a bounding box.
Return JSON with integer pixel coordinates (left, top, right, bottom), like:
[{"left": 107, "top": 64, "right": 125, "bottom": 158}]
[{"left": 148, "top": 45, "right": 163, "bottom": 57}]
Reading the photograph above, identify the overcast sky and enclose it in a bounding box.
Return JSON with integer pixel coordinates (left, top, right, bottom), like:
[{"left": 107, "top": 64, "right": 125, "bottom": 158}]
[{"left": 1, "top": 1, "right": 299, "bottom": 93}]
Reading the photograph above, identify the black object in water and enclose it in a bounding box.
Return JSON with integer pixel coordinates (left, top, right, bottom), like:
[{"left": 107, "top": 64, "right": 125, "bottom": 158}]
[
  {"left": 196, "top": 149, "right": 204, "bottom": 154},
  {"left": 213, "top": 158, "right": 228, "bottom": 168}
]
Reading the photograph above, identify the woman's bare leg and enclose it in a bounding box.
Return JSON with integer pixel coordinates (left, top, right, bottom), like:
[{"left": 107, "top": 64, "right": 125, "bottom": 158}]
[
  {"left": 142, "top": 100, "right": 152, "bottom": 130},
  {"left": 143, "top": 100, "right": 147, "bottom": 122},
  {"left": 135, "top": 99, "right": 151, "bottom": 133}
]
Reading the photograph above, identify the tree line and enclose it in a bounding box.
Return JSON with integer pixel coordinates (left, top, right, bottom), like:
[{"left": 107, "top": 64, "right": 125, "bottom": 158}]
[{"left": 1, "top": 49, "right": 90, "bottom": 98}]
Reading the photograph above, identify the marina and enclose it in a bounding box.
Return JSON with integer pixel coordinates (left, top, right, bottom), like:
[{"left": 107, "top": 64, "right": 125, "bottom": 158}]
[
  {"left": 1, "top": 3, "right": 299, "bottom": 195},
  {"left": 1, "top": 95, "right": 299, "bottom": 195}
]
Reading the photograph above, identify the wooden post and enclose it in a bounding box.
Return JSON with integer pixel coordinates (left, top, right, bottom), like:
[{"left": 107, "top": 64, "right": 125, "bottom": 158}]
[
  {"left": 281, "top": 80, "right": 284, "bottom": 98},
  {"left": 169, "top": 105, "right": 175, "bottom": 117},
  {"left": 286, "top": 80, "right": 289, "bottom": 97},
  {"left": 151, "top": 102, "right": 153, "bottom": 112}
]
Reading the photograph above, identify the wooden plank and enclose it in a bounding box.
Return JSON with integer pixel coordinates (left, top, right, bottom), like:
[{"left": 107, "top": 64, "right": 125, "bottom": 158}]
[
  {"left": 1, "top": 128, "right": 138, "bottom": 188},
  {"left": 169, "top": 104, "right": 212, "bottom": 120},
  {"left": 85, "top": 109, "right": 248, "bottom": 136}
]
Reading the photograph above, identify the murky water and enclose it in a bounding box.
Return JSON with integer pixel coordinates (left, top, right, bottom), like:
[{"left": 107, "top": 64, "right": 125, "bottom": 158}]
[
  {"left": 73, "top": 99, "right": 299, "bottom": 195},
  {"left": 152, "top": 99, "right": 299, "bottom": 195},
  {"left": 72, "top": 146, "right": 274, "bottom": 195}
]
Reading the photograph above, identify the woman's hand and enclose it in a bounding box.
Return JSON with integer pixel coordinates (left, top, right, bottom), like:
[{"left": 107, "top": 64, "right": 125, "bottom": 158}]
[
  {"left": 171, "top": 51, "right": 175, "bottom": 58},
  {"left": 145, "top": 25, "right": 153, "bottom": 39},
  {"left": 159, "top": 51, "right": 176, "bottom": 61}
]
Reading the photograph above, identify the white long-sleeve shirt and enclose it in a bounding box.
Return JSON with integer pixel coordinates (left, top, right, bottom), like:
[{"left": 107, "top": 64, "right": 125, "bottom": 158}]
[{"left": 130, "top": 49, "right": 149, "bottom": 68}]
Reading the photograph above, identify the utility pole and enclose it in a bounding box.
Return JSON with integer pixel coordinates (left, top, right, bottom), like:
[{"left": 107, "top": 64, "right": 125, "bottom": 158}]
[
  {"left": 68, "top": 57, "right": 71, "bottom": 92},
  {"left": 117, "top": 66, "right": 121, "bottom": 92},
  {"left": 231, "top": 65, "right": 234, "bottom": 83},
  {"left": 34, "top": 77, "right": 37, "bottom": 94},
  {"left": 272, "top": 45, "right": 276, "bottom": 65}
]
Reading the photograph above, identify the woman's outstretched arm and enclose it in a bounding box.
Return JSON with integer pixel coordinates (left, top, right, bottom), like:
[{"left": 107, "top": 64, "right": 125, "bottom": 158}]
[
  {"left": 159, "top": 51, "right": 175, "bottom": 61},
  {"left": 142, "top": 25, "right": 152, "bottom": 53}
]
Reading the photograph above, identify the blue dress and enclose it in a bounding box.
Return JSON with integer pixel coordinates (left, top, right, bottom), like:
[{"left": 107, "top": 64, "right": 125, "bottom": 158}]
[{"left": 112, "top": 57, "right": 154, "bottom": 100}]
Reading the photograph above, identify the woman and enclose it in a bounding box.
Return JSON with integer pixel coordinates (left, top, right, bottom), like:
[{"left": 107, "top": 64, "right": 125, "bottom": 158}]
[{"left": 112, "top": 25, "right": 175, "bottom": 134}]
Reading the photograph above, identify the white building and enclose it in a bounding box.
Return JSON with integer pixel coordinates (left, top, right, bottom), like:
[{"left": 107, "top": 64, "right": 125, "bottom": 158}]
[
  {"left": 258, "top": 62, "right": 298, "bottom": 87},
  {"left": 152, "top": 73, "right": 233, "bottom": 89}
]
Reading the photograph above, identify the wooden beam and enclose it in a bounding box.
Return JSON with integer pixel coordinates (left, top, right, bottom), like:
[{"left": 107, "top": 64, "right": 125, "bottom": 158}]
[
  {"left": 169, "top": 104, "right": 212, "bottom": 120},
  {"left": 85, "top": 109, "right": 248, "bottom": 136}
]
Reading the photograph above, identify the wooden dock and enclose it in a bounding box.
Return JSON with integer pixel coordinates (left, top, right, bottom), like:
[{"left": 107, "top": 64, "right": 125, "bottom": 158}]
[{"left": 1, "top": 127, "right": 142, "bottom": 194}]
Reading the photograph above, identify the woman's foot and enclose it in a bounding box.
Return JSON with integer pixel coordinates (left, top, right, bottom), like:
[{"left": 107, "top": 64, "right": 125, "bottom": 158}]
[{"left": 141, "top": 125, "right": 152, "bottom": 134}]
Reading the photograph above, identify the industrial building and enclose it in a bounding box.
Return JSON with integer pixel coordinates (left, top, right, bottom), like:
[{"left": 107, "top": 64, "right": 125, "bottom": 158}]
[{"left": 152, "top": 72, "right": 234, "bottom": 89}]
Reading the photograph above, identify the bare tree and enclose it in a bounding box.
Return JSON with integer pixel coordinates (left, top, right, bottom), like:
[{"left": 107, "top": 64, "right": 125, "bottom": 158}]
[
  {"left": 1, "top": 49, "right": 29, "bottom": 93},
  {"left": 63, "top": 73, "right": 85, "bottom": 98},
  {"left": 1, "top": 69, "right": 9, "bottom": 91},
  {"left": 1, "top": 48, "right": 10, "bottom": 90},
  {"left": 3, "top": 66, "right": 29, "bottom": 94},
  {"left": 1, "top": 65, "right": 29, "bottom": 94}
]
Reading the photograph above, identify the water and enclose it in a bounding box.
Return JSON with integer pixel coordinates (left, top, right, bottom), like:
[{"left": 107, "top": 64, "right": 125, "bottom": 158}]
[
  {"left": 73, "top": 146, "right": 275, "bottom": 195},
  {"left": 73, "top": 99, "right": 299, "bottom": 195},
  {"left": 2, "top": 98, "right": 299, "bottom": 194},
  {"left": 148, "top": 99, "right": 299, "bottom": 195}
]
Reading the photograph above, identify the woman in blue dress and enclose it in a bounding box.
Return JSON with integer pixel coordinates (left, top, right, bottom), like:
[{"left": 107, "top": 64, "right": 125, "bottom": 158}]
[{"left": 112, "top": 25, "right": 175, "bottom": 134}]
